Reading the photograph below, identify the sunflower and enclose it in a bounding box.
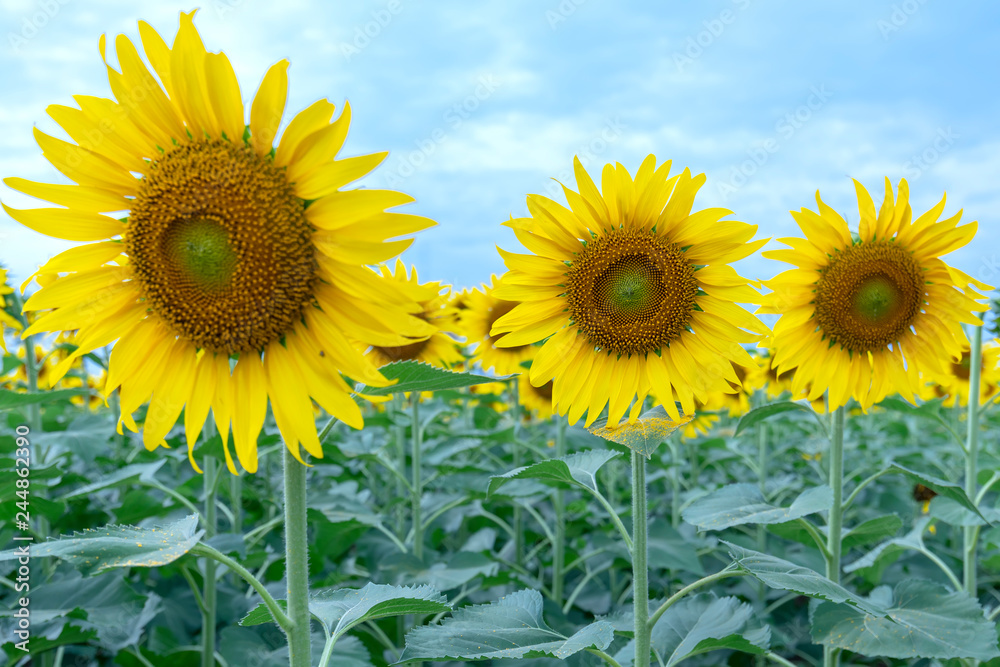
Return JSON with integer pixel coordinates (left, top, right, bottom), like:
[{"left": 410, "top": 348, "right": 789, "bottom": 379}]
[
  {"left": 922, "top": 339, "right": 1000, "bottom": 407},
  {"left": 0, "top": 268, "right": 20, "bottom": 352},
  {"left": 363, "top": 260, "right": 463, "bottom": 370},
  {"left": 518, "top": 372, "right": 554, "bottom": 420},
  {"left": 760, "top": 179, "right": 991, "bottom": 412},
  {"left": 469, "top": 381, "right": 510, "bottom": 413},
  {"left": 491, "top": 156, "right": 768, "bottom": 427},
  {"left": 7, "top": 12, "right": 434, "bottom": 473},
  {"left": 464, "top": 275, "right": 536, "bottom": 375}
]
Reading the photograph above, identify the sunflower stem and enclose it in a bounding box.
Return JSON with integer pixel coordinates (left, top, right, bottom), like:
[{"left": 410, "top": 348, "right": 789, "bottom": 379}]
[
  {"left": 411, "top": 395, "right": 424, "bottom": 561},
  {"left": 823, "top": 405, "right": 845, "bottom": 667},
  {"left": 964, "top": 325, "right": 983, "bottom": 601},
  {"left": 511, "top": 380, "right": 524, "bottom": 567},
  {"left": 201, "top": 455, "right": 218, "bottom": 667},
  {"left": 282, "top": 445, "right": 312, "bottom": 667},
  {"left": 631, "top": 450, "right": 651, "bottom": 667},
  {"left": 552, "top": 417, "right": 567, "bottom": 605}
]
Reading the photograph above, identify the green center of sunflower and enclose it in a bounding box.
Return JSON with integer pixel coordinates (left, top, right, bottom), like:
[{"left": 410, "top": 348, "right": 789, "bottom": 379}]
[
  {"left": 127, "top": 139, "right": 317, "bottom": 355},
  {"left": 851, "top": 275, "right": 900, "bottom": 323},
  {"left": 566, "top": 228, "right": 698, "bottom": 355},
  {"left": 814, "top": 240, "right": 924, "bottom": 353},
  {"left": 163, "top": 218, "right": 238, "bottom": 291}
]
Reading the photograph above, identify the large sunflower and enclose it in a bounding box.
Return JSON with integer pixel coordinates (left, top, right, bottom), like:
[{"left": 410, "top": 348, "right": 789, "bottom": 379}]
[
  {"left": 464, "top": 275, "right": 536, "bottom": 375},
  {"left": 760, "top": 179, "right": 991, "bottom": 412},
  {"left": 491, "top": 156, "right": 768, "bottom": 427},
  {"left": 6, "top": 13, "right": 434, "bottom": 473},
  {"left": 363, "top": 260, "right": 463, "bottom": 370}
]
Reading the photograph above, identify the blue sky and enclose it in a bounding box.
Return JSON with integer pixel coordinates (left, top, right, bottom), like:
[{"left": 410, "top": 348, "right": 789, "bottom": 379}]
[{"left": 2, "top": 0, "right": 999, "bottom": 293}]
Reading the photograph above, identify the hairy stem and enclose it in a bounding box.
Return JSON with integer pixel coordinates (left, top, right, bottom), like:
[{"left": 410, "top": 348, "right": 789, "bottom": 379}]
[
  {"left": 632, "top": 451, "right": 650, "bottom": 667},
  {"left": 283, "top": 445, "right": 312, "bottom": 667}
]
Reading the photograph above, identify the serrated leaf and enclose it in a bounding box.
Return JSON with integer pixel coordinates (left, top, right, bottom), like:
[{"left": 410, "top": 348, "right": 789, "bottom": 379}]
[
  {"left": 652, "top": 594, "right": 770, "bottom": 666},
  {"left": 397, "top": 589, "right": 613, "bottom": 662},
  {"left": 588, "top": 405, "right": 693, "bottom": 458},
  {"left": 0, "top": 514, "right": 202, "bottom": 574},
  {"left": 0, "top": 387, "right": 90, "bottom": 410},
  {"left": 360, "top": 361, "right": 514, "bottom": 396},
  {"left": 59, "top": 460, "right": 166, "bottom": 500},
  {"left": 734, "top": 401, "right": 814, "bottom": 435},
  {"left": 725, "top": 543, "right": 887, "bottom": 616},
  {"left": 243, "top": 583, "right": 449, "bottom": 643},
  {"left": 812, "top": 579, "right": 1000, "bottom": 660},
  {"left": 488, "top": 449, "right": 621, "bottom": 496},
  {"left": 887, "top": 464, "right": 990, "bottom": 524},
  {"left": 683, "top": 484, "right": 832, "bottom": 530}
]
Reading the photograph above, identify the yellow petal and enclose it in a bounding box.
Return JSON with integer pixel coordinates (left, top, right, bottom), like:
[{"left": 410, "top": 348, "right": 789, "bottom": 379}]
[{"left": 250, "top": 60, "right": 289, "bottom": 155}]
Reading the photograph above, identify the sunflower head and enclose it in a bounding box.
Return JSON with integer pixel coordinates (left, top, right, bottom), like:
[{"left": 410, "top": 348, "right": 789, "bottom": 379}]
[
  {"left": 364, "top": 260, "right": 463, "bottom": 370},
  {"left": 0, "top": 268, "right": 21, "bottom": 353},
  {"left": 463, "top": 275, "right": 536, "bottom": 375},
  {"left": 7, "top": 12, "right": 435, "bottom": 473},
  {"left": 760, "top": 178, "right": 991, "bottom": 412},
  {"left": 491, "top": 155, "right": 768, "bottom": 428}
]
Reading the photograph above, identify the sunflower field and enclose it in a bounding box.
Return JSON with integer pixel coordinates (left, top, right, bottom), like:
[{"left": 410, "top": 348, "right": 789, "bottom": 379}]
[{"left": 2, "top": 9, "right": 1000, "bottom": 667}]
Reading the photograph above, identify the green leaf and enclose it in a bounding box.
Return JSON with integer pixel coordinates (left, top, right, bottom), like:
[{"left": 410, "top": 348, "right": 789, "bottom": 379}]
[
  {"left": 381, "top": 552, "right": 499, "bottom": 591},
  {"left": 887, "top": 464, "right": 990, "bottom": 524},
  {"left": 812, "top": 579, "right": 1000, "bottom": 660},
  {"left": 929, "top": 496, "right": 1000, "bottom": 526},
  {"left": 360, "top": 361, "right": 515, "bottom": 396},
  {"left": 0, "top": 570, "right": 159, "bottom": 652},
  {"left": 683, "top": 484, "right": 832, "bottom": 530},
  {"left": 0, "top": 514, "right": 203, "bottom": 574},
  {"left": 725, "top": 543, "right": 887, "bottom": 616},
  {"left": 588, "top": 405, "right": 693, "bottom": 458},
  {"left": 842, "top": 515, "right": 903, "bottom": 549},
  {"left": 243, "top": 582, "right": 449, "bottom": 644},
  {"left": 0, "top": 388, "right": 90, "bottom": 411},
  {"left": 844, "top": 517, "right": 928, "bottom": 575},
  {"left": 651, "top": 594, "right": 770, "bottom": 666},
  {"left": 488, "top": 449, "right": 622, "bottom": 497},
  {"left": 734, "top": 401, "right": 814, "bottom": 435},
  {"left": 647, "top": 522, "right": 705, "bottom": 576},
  {"left": 397, "top": 589, "right": 614, "bottom": 662},
  {"left": 59, "top": 460, "right": 166, "bottom": 500}
]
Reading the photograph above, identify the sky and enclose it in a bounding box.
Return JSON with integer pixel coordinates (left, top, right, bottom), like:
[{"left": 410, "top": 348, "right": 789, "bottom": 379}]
[{"left": 1, "top": 0, "right": 999, "bottom": 294}]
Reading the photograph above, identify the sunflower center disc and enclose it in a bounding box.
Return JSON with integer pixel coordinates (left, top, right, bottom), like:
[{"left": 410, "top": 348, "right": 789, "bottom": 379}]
[
  {"left": 951, "top": 352, "right": 973, "bottom": 381},
  {"left": 488, "top": 300, "right": 528, "bottom": 350},
  {"left": 373, "top": 339, "right": 430, "bottom": 363},
  {"left": 567, "top": 228, "right": 698, "bottom": 355},
  {"left": 814, "top": 240, "right": 924, "bottom": 353},
  {"left": 127, "top": 140, "right": 317, "bottom": 354}
]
